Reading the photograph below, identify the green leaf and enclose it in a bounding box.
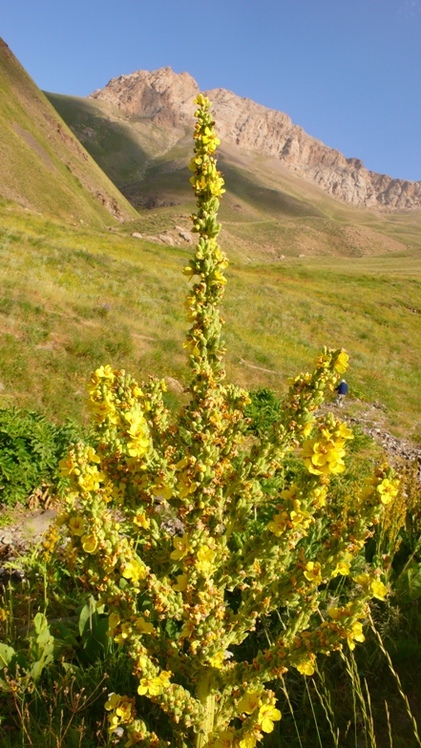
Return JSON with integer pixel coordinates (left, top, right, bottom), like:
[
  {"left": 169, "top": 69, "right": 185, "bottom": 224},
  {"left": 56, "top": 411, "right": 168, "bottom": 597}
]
[
  {"left": 395, "top": 564, "right": 421, "bottom": 602},
  {"left": 33, "top": 612, "right": 49, "bottom": 635},
  {"left": 78, "top": 596, "right": 96, "bottom": 637},
  {"left": 29, "top": 655, "right": 53, "bottom": 681},
  {"left": 0, "top": 642, "right": 16, "bottom": 668}
]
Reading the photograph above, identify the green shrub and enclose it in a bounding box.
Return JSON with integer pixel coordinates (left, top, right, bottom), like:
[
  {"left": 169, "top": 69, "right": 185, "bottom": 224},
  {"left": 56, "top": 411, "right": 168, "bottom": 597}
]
[
  {"left": 0, "top": 407, "right": 81, "bottom": 505},
  {"left": 244, "top": 387, "right": 284, "bottom": 436}
]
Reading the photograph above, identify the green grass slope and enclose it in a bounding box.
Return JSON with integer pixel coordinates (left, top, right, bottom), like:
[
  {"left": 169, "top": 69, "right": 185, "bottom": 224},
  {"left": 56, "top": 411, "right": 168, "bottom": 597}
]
[
  {"left": 0, "top": 202, "right": 420, "bottom": 443},
  {"left": 0, "top": 39, "right": 138, "bottom": 226},
  {"left": 46, "top": 92, "right": 178, "bottom": 189}
]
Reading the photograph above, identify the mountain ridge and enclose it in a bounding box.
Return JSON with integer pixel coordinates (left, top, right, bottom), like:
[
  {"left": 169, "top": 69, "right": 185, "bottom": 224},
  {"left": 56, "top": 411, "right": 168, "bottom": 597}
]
[
  {"left": 89, "top": 66, "right": 421, "bottom": 211},
  {"left": 0, "top": 38, "right": 137, "bottom": 225}
]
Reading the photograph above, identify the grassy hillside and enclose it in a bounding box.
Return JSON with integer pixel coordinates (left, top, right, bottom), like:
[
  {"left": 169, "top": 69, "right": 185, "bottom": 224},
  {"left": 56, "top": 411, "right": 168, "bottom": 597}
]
[
  {"left": 46, "top": 92, "right": 178, "bottom": 189},
  {"left": 0, "top": 201, "right": 420, "bottom": 443},
  {"left": 0, "top": 39, "right": 138, "bottom": 225}
]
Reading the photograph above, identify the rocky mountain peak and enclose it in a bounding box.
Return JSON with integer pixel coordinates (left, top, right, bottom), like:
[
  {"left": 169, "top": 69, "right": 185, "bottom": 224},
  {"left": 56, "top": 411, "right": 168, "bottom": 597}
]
[
  {"left": 89, "top": 67, "right": 421, "bottom": 211},
  {"left": 90, "top": 66, "right": 199, "bottom": 127}
]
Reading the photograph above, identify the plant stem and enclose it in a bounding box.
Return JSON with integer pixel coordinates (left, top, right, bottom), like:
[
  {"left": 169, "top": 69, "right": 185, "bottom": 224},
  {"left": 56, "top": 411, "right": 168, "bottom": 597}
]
[{"left": 195, "top": 674, "right": 216, "bottom": 748}]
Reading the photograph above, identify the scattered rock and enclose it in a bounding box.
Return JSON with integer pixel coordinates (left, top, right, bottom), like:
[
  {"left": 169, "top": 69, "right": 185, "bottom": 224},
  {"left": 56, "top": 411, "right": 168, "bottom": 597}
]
[
  {"left": 131, "top": 232, "right": 143, "bottom": 239},
  {"left": 348, "top": 417, "right": 421, "bottom": 478},
  {"left": 175, "top": 226, "right": 192, "bottom": 243},
  {"left": 164, "top": 376, "right": 185, "bottom": 394},
  {"left": 0, "top": 508, "right": 57, "bottom": 558},
  {"left": 158, "top": 233, "right": 175, "bottom": 246}
]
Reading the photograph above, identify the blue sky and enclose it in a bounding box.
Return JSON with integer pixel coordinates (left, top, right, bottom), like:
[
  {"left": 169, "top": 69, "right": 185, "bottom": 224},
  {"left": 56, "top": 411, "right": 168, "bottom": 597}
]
[{"left": 2, "top": 0, "right": 421, "bottom": 181}]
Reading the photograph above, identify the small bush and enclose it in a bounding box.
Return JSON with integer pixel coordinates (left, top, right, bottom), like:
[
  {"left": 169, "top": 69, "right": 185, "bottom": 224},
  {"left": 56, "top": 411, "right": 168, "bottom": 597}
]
[{"left": 0, "top": 407, "right": 82, "bottom": 505}]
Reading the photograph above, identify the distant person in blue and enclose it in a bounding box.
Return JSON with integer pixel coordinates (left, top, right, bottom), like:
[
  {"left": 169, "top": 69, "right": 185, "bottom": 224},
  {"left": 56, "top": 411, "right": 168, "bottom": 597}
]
[{"left": 335, "top": 379, "right": 348, "bottom": 407}]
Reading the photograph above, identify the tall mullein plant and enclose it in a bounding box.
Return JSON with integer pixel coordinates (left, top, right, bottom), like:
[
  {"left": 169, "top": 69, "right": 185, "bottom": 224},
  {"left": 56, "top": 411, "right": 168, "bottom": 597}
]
[{"left": 58, "top": 95, "right": 398, "bottom": 748}]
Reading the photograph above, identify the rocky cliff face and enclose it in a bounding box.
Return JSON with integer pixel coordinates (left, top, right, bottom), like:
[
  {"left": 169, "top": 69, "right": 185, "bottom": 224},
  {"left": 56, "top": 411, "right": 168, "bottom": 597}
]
[{"left": 90, "top": 67, "right": 421, "bottom": 211}]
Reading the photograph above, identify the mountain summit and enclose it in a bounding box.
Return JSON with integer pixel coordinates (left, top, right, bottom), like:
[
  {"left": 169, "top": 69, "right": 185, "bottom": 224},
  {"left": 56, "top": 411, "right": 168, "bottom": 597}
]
[{"left": 89, "top": 66, "right": 421, "bottom": 211}]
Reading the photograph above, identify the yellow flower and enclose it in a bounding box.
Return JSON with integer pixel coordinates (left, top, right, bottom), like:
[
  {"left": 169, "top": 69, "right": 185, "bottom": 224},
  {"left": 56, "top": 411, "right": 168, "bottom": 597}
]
[
  {"left": 132, "top": 511, "right": 150, "bottom": 529},
  {"left": 268, "top": 510, "right": 288, "bottom": 536},
  {"left": 175, "top": 456, "right": 189, "bottom": 471},
  {"left": 58, "top": 453, "right": 79, "bottom": 477},
  {"left": 68, "top": 515, "right": 85, "bottom": 536},
  {"left": 257, "top": 703, "right": 282, "bottom": 733},
  {"left": 88, "top": 395, "right": 117, "bottom": 423},
  {"left": 290, "top": 500, "right": 312, "bottom": 531},
  {"left": 170, "top": 533, "right": 191, "bottom": 562},
  {"left": 137, "top": 671, "right": 171, "bottom": 697},
  {"left": 281, "top": 484, "right": 299, "bottom": 500},
  {"left": 173, "top": 573, "right": 188, "bottom": 592},
  {"left": 121, "top": 558, "right": 147, "bottom": 584},
  {"left": 335, "top": 422, "right": 354, "bottom": 440},
  {"left": 124, "top": 410, "right": 150, "bottom": 457},
  {"left": 209, "top": 651, "right": 225, "bottom": 669},
  {"left": 296, "top": 657, "right": 316, "bottom": 676},
  {"left": 135, "top": 616, "right": 154, "bottom": 635},
  {"left": 301, "top": 420, "right": 314, "bottom": 438},
  {"left": 105, "top": 692, "right": 121, "bottom": 711},
  {"left": 177, "top": 472, "right": 198, "bottom": 498},
  {"left": 237, "top": 691, "right": 261, "bottom": 715},
  {"left": 327, "top": 606, "right": 342, "bottom": 620},
  {"left": 107, "top": 612, "right": 121, "bottom": 635},
  {"left": 303, "top": 437, "right": 346, "bottom": 476},
  {"left": 158, "top": 670, "right": 172, "bottom": 685},
  {"left": 377, "top": 478, "right": 399, "bottom": 505},
  {"left": 137, "top": 677, "right": 162, "bottom": 696},
  {"left": 331, "top": 559, "right": 351, "bottom": 577},
  {"left": 111, "top": 482, "right": 126, "bottom": 504},
  {"left": 239, "top": 734, "right": 257, "bottom": 748},
  {"left": 212, "top": 730, "right": 234, "bottom": 748},
  {"left": 313, "top": 485, "right": 327, "bottom": 507},
  {"left": 183, "top": 338, "right": 200, "bottom": 357},
  {"left": 85, "top": 446, "right": 101, "bottom": 464},
  {"left": 371, "top": 579, "right": 388, "bottom": 600},
  {"left": 210, "top": 265, "right": 227, "bottom": 283},
  {"left": 334, "top": 350, "right": 349, "bottom": 374},
  {"left": 94, "top": 365, "right": 115, "bottom": 380},
  {"left": 115, "top": 696, "right": 134, "bottom": 721},
  {"left": 81, "top": 533, "right": 98, "bottom": 554},
  {"left": 77, "top": 465, "right": 105, "bottom": 493},
  {"left": 151, "top": 484, "right": 173, "bottom": 501},
  {"left": 347, "top": 621, "right": 365, "bottom": 650},
  {"left": 353, "top": 572, "right": 371, "bottom": 590},
  {"left": 114, "top": 622, "right": 132, "bottom": 645},
  {"left": 304, "top": 561, "right": 323, "bottom": 585},
  {"left": 108, "top": 713, "right": 119, "bottom": 729},
  {"left": 127, "top": 437, "right": 150, "bottom": 458},
  {"left": 196, "top": 545, "right": 216, "bottom": 575}
]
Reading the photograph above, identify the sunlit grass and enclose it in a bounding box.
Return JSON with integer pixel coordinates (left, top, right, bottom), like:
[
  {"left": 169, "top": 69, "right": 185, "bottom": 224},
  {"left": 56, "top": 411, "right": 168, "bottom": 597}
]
[{"left": 0, "top": 205, "right": 420, "bottom": 440}]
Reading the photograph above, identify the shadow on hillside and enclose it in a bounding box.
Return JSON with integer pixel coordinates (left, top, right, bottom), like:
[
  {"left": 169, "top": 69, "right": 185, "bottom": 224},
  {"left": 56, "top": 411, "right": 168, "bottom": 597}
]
[
  {"left": 219, "top": 159, "right": 324, "bottom": 218},
  {"left": 46, "top": 92, "right": 151, "bottom": 188}
]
